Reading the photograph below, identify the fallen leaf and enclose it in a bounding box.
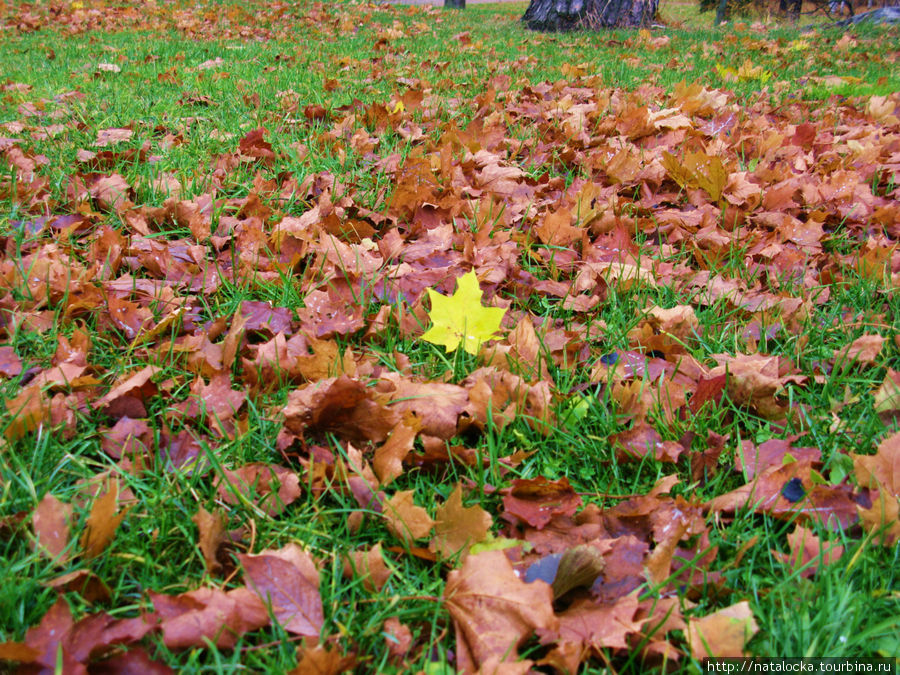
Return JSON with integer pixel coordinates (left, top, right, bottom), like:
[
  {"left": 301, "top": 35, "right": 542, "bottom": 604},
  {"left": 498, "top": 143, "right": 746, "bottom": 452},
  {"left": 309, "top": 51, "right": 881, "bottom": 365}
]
[
  {"left": 215, "top": 463, "right": 301, "bottom": 516},
  {"left": 192, "top": 506, "right": 228, "bottom": 574},
  {"left": 430, "top": 484, "right": 492, "bottom": 559},
  {"left": 540, "top": 592, "right": 646, "bottom": 652},
  {"left": 382, "top": 490, "right": 434, "bottom": 544},
  {"left": 0, "top": 345, "right": 23, "bottom": 378},
  {"left": 32, "top": 493, "right": 72, "bottom": 562},
  {"left": 239, "top": 543, "right": 323, "bottom": 636},
  {"left": 281, "top": 375, "right": 399, "bottom": 446},
  {"left": 383, "top": 616, "right": 413, "bottom": 662},
  {"left": 687, "top": 601, "right": 758, "bottom": 658},
  {"left": 873, "top": 369, "right": 900, "bottom": 418},
  {"left": 43, "top": 569, "right": 112, "bottom": 603},
  {"left": 4, "top": 384, "right": 48, "bottom": 441},
  {"left": 834, "top": 334, "right": 884, "bottom": 368},
  {"left": 290, "top": 642, "right": 357, "bottom": 675},
  {"left": 501, "top": 476, "right": 582, "bottom": 529},
  {"left": 772, "top": 525, "right": 844, "bottom": 577},
  {"left": 444, "top": 550, "right": 557, "bottom": 672},
  {"left": 80, "top": 478, "right": 128, "bottom": 559},
  {"left": 422, "top": 270, "right": 506, "bottom": 355},
  {"left": 151, "top": 586, "right": 269, "bottom": 649},
  {"left": 373, "top": 420, "right": 419, "bottom": 485},
  {"left": 343, "top": 543, "right": 391, "bottom": 592}
]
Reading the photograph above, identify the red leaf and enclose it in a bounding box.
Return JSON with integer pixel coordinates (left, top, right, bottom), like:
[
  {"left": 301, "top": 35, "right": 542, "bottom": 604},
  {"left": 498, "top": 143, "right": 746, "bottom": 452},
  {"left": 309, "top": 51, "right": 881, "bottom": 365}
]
[
  {"left": 215, "top": 463, "right": 301, "bottom": 516},
  {"left": 32, "top": 492, "right": 72, "bottom": 562},
  {"left": 444, "top": 550, "right": 557, "bottom": 671},
  {"left": 0, "top": 345, "right": 23, "bottom": 377},
  {"left": 151, "top": 587, "right": 268, "bottom": 649},
  {"left": 238, "top": 543, "right": 323, "bottom": 636},
  {"left": 501, "top": 476, "right": 582, "bottom": 529}
]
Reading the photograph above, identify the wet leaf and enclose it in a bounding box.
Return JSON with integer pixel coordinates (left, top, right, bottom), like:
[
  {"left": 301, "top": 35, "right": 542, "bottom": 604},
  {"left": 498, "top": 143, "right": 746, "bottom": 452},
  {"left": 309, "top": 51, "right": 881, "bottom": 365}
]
[
  {"left": 444, "top": 550, "right": 557, "bottom": 671},
  {"left": 32, "top": 493, "right": 72, "bottom": 563},
  {"left": 430, "top": 484, "right": 492, "bottom": 560},
  {"left": 382, "top": 490, "right": 434, "bottom": 544},
  {"left": 80, "top": 478, "right": 128, "bottom": 559},
  {"left": 687, "top": 601, "right": 759, "bottom": 658},
  {"left": 239, "top": 543, "right": 323, "bottom": 636}
]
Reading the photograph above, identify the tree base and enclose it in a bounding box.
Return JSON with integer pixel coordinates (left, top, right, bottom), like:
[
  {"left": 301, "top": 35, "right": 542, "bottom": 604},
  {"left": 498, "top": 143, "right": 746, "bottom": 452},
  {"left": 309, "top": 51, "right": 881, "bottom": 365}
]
[{"left": 522, "top": 0, "right": 660, "bottom": 30}]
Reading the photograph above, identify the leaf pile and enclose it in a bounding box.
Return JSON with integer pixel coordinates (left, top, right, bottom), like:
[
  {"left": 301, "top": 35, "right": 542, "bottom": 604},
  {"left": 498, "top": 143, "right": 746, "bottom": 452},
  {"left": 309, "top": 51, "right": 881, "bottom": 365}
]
[{"left": 0, "top": 0, "right": 898, "bottom": 671}]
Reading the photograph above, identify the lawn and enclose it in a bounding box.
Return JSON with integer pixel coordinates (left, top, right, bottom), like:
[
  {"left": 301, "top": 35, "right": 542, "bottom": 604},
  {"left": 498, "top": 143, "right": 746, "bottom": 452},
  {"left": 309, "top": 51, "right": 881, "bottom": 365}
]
[{"left": 0, "top": 0, "right": 898, "bottom": 672}]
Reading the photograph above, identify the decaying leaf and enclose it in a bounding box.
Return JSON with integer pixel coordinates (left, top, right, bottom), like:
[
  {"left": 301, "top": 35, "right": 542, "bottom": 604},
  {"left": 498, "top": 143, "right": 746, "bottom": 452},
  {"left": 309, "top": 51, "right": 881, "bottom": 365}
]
[
  {"left": 430, "top": 484, "right": 492, "bottom": 560},
  {"left": 80, "top": 479, "right": 128, "bottom": 559},
  {"left": 32, "top": 493, "right": 72, "bottom": 563},
  {"left": 686, "top": 601, "right": 759, "bottom": 658},
  {"left": 382, "top": 490, "right": 434, "bottom": 544},
  {"left": 238, "top": 543, "right": 323, "bottom": 636},
  {"left": 444, "top": 550, "right": 557, "bottom": 671}
]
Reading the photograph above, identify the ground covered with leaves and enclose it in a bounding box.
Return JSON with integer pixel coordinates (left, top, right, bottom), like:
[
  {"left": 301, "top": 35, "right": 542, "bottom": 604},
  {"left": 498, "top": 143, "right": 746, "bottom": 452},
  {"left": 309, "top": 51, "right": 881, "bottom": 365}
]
[{"left": 0, "top": 0, "right": 899, "bottom": 672}]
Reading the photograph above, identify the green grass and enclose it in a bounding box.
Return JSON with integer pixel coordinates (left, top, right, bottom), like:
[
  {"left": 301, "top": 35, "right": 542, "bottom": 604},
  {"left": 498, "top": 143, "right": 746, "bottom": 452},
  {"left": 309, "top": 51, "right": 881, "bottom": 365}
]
[{"left": 1, "top": 0, "right": 899, "bottom": 671}]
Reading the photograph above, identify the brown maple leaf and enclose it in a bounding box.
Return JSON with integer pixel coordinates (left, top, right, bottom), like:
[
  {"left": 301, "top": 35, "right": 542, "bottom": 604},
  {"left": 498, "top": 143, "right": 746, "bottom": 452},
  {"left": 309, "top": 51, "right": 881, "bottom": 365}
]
[
  {"left": 430, "top": 484, "right": 492, "bottom": 560},
  {"left": 444, "top": 550, "right": 557, "bottom": 672},
  {"left": 80, "top": 478, "right": 129, "bottom": 560},
  {"left": 382, "top": 490, "right": 434, "bottom": 544},
  {"left": 687, "top": 601, "right": 758, "bottom": 658},
  {"left": 238, "top": 543, "right": 323, "bottom": 636},
  {"left": 32, "top": 493, "right": 72, "bottom": 563},
  {"left": 342, "top": 543, "right": 392, "bottom": 593},
  {"left": 215, "top": 463, "right": 302, "bottom": 517},
  {"left": 772, "top": 525, "right": 844, "bottom": 578},
  {"left": 540, "top": 592, "right": 646, "bottom": 653},
  {"left": 150, "top": 587, "right": 268, "bottom": 649},
  {"left": 280, "top": 375, "right": 399, "bottom": 447}
]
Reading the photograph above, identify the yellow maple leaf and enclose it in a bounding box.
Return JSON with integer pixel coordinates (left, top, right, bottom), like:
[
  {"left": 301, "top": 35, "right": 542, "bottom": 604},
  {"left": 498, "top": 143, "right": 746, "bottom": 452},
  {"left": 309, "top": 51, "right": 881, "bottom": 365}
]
[{"left": 422, "top": 271, "right": 506, "bottom": 355}]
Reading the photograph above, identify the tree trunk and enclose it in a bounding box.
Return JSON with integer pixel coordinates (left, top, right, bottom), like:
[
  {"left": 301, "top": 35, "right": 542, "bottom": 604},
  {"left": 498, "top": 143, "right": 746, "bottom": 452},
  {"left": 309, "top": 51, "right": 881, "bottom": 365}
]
[
  {"left": 714, "top": 0, "right": 728, "bottom": 23},
  {"left": 522, "top": 0, "right": 660, "bottom": 30},
  {"left": 444, "top": 0, "right": 466, "bottom": 8}
]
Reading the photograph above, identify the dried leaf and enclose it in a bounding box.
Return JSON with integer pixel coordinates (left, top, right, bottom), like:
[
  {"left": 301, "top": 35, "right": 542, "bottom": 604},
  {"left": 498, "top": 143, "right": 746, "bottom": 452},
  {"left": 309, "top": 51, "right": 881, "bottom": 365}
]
[
  {"left": 238, "top": 543, "right": 323, "bottom": 636},
  {"left": 192, "top": 506, "right": 228, "bottom": 574},
  {"left": 373, "top": 420, "right": 419, "bottom": 485},
  {"left": 382, "top": 490, "right": 434, "bottom": 543},
  {"left": 342, "top": 543, "right": 392, "bottom": 592},
  {"left": 430, "top": 484, "right": 492, "bottom": 559},
  {"left": 687, "top": 601, "right": 758, "bottom": 658},
  {"left": 215, "top": 463, "right": 302, "bottom": 516},
  {"left": 80, "top": 479, "right": 128, "bottom": 559},
  {"left": 151, "top": 586, "right": 269, "bottom": 649},
  {"left": 772, "top": 525, "right": 844, "bottom": 578},
  {"left": 32, "top": 493, "right": 72, "bottom": 562}
]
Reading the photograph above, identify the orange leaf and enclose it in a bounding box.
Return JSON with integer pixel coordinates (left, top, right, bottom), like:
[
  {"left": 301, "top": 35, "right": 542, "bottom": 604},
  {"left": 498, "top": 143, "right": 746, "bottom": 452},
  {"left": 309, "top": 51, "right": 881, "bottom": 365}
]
[
  {"left": 238, "top": 543, "right": 323, "bottom": 636},
  {"left": 444, "top": 550, "right": 557, "bottom": 672},
  {"left": 32, "top": 493, "right": 72, "bottom": 563},
  {"left": 430, "top": 484, "right": 492, "bottom": 560},
  {"left": 687, "top": 601, "right": 759, "bottom": 658},
  {"left": 80, "top": 479, "right": 128, "bottom": 559}
]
